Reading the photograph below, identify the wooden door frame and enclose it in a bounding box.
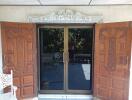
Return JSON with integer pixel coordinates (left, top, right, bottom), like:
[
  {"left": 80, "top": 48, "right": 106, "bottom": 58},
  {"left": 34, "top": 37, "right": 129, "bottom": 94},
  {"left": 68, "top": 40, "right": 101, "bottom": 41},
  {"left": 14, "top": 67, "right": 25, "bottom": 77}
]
[
  {"left": 36, "top": 24, "right": 95, "bottom": 94},
  {"left": 33, "top": 24, "right": 38, "bottom": 97}
]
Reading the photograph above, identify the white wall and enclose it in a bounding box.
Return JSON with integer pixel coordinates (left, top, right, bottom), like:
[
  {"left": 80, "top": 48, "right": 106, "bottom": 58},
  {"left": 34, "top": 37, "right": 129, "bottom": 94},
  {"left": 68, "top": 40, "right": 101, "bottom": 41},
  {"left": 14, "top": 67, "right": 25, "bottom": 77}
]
[{"left": 0, "top": 6, "right": 132, "bottom": 23}]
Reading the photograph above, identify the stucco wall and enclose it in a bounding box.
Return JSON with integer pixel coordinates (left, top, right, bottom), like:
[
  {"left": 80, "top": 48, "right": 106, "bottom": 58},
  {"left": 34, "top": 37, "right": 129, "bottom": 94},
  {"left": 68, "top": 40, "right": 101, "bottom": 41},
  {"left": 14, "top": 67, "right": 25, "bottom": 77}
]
[{"left": 0, "top": 6, "right": 132, "bottom": 23}]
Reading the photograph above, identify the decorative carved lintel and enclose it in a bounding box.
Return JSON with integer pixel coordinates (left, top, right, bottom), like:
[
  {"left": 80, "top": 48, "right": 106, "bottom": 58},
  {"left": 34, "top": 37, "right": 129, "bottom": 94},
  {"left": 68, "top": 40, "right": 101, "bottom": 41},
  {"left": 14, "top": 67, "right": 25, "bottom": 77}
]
[{"left": 28, "top": 9, "right": 103, "bottom": 23}]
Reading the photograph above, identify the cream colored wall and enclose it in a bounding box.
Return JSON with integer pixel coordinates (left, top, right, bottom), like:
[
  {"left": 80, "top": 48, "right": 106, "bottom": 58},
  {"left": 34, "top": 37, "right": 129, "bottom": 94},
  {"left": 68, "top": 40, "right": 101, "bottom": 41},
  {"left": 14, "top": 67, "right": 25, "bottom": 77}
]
[{"left": 0, "top": 6, "right": 132, "bottom": 23}]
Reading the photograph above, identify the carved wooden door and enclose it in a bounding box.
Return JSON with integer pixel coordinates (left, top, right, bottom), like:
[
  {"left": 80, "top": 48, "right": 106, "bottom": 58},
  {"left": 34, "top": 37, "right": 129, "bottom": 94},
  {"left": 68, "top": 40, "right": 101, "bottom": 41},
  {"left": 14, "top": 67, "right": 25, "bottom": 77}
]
[
  {"left": 94, "top": 22, "right": 131, "bottom": 100},
  {"left": 1, "top": 22, "right": 37, "bottom": 99}
]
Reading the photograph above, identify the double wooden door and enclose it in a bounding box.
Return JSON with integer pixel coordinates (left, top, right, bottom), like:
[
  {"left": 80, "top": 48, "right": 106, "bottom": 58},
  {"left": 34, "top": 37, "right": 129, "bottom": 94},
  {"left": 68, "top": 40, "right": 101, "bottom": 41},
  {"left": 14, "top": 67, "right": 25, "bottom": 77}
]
[{"left": 1, "top": 22, "right": 131, "bottom": 100}]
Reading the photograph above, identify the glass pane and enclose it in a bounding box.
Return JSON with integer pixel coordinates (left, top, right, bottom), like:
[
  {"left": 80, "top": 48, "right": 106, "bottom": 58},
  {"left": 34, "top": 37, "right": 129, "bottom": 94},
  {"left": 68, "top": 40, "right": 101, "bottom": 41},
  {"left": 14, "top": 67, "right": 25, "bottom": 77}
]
[
  {"left": 68, "top": 28, "right": 93, "bottom": 90},
  {"left": 39, "top": 28, "right": 64, "bottom": 90}
]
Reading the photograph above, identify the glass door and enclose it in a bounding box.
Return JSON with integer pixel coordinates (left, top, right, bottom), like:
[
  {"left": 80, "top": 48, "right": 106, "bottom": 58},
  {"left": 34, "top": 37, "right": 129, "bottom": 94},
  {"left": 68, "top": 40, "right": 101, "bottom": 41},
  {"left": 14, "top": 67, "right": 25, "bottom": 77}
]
[
  {"left": 39, "top": 27, "right": 65, "bottom": 93},
  {"left": 38, "top": 25, "right": 93, "bottom": 94},
  {"left": 67, "top": 27, "right": 93, "bottom": 93}
]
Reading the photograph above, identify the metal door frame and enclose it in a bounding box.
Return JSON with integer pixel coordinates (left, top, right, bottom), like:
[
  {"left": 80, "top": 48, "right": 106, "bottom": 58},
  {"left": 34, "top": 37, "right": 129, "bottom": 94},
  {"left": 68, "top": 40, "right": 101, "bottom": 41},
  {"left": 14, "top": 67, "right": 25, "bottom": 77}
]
[{"left": 37, "top": 24, "right": 94, "bottom": 94}]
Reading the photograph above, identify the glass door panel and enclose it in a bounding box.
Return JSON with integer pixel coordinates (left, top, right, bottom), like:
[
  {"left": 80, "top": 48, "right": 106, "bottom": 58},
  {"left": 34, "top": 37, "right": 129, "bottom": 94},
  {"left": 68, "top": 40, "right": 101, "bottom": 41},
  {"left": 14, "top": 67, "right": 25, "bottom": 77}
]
[
  {"left": 39, "top": 28, "right": 64, "bottom": 90},
  {"left": 39, "top": 26, "right": 93, "bottom": 94},
  {"left": 68, "top": 28, "right": 93, "bottom": 90}
]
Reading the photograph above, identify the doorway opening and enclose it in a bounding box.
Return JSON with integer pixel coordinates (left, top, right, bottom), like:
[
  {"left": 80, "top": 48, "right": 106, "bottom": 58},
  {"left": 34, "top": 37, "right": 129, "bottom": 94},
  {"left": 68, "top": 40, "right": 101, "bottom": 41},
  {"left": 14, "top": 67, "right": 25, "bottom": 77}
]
[{"left": 38, "top": 25, "right": 94, "bottom": 94}]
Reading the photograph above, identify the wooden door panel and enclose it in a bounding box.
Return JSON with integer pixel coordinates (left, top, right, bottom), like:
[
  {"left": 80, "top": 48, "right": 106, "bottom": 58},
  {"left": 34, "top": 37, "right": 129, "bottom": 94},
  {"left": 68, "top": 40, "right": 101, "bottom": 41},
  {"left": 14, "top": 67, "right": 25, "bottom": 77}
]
[
  {"left": 2, "top": 23, "right": 20, "bottom": 76},
  {"left": 21, "top": 24, "right": 34, "bottom": 75},
  {"left": 13, "top": 77, "right": 21, "bottom": 87},
  {"left": 21, "top": 86, "right": 34, "bottom": 97},
  {"left": 23, "top": 75, "right": 33, "bottom": 85},
  {"left": 1, "top": 22, "right": 36, "bottom": 99},
  {"left": 16, "top": 88, "right": 21, "bottom": 99},
  {"left": 94, "top": 22, "right": 131, "bottom": 100}
]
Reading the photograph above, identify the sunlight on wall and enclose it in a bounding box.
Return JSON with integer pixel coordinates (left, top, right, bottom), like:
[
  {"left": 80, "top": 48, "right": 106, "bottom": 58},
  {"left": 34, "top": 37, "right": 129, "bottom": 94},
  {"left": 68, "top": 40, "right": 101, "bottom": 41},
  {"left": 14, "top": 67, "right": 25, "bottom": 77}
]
[{"left": 129, "top": 44, "right": 132, "bottom": 100}]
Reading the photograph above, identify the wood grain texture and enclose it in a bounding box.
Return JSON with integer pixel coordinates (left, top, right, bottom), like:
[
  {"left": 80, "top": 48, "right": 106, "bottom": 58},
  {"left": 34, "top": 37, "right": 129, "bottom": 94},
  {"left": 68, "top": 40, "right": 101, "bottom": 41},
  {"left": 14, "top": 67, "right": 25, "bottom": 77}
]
[
  {"left": 94, "top": 22, "right": 131, "bottom": 100},
  {"left": 1, "top": 22, "right": 37, "bottom": 99}
]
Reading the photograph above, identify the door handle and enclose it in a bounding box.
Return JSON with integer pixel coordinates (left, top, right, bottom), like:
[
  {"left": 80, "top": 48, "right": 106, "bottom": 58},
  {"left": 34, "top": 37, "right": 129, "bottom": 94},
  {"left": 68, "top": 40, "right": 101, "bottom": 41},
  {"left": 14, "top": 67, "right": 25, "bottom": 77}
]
[
  {"left": 63, "top": 52, "right": 69, "bottom": 63},
  {"left": 63, "top": 52, "right": 65, "bottom": 63},
  {"left": 67, "top": 52, "right": 69, "bottom": 62}
]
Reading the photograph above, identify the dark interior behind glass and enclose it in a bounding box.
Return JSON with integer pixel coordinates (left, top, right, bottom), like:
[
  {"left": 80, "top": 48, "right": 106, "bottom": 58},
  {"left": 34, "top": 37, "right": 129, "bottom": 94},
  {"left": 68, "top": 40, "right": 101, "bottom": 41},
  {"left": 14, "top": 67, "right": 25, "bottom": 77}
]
[{"left": 39, "top": 26, "right": 93, "bottom": 93}]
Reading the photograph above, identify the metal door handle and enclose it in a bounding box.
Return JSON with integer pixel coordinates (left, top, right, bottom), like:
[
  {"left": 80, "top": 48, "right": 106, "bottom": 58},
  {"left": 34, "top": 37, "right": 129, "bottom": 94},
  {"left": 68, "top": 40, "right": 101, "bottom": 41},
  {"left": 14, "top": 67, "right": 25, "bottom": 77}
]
[
  {"left": 63, "top": 52, "right": 65, "bottom": 63},
  {"left": 63, "top": 52, "right": 69, "bottom": 63}
]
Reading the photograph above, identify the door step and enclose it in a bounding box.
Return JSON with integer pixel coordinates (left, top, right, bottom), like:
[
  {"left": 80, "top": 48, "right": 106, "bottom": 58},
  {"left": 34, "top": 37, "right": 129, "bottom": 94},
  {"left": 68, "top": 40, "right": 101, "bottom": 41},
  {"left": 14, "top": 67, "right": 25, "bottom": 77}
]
[{"left": 38, "top": 94, "right": 93, "bottom": 100}]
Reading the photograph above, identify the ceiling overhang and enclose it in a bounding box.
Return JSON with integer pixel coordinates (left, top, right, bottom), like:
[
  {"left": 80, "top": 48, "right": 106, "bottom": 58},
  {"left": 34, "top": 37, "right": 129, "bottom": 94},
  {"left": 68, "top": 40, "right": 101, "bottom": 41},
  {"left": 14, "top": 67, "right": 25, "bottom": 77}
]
[{"left": 0, "top": 0, "right": 132, "bottom": 5}]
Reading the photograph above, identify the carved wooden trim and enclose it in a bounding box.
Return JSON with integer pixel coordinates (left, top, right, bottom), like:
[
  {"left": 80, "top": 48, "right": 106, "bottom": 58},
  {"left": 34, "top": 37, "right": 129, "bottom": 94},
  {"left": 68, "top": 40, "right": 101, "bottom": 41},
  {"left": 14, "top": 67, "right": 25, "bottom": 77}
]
[{"left": 99, "top": 27, "right": 128, "bottom": 71}]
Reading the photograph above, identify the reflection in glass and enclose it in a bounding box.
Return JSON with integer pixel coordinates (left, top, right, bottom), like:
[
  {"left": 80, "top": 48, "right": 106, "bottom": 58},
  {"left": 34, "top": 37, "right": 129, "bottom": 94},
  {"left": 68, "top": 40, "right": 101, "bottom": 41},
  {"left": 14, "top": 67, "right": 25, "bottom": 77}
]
[
  {"left": 68, "top": 28, "right": 93, "bottom": 90},
  {"left": 39, "top": 28, "right": 64, "bottom": 90}
]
